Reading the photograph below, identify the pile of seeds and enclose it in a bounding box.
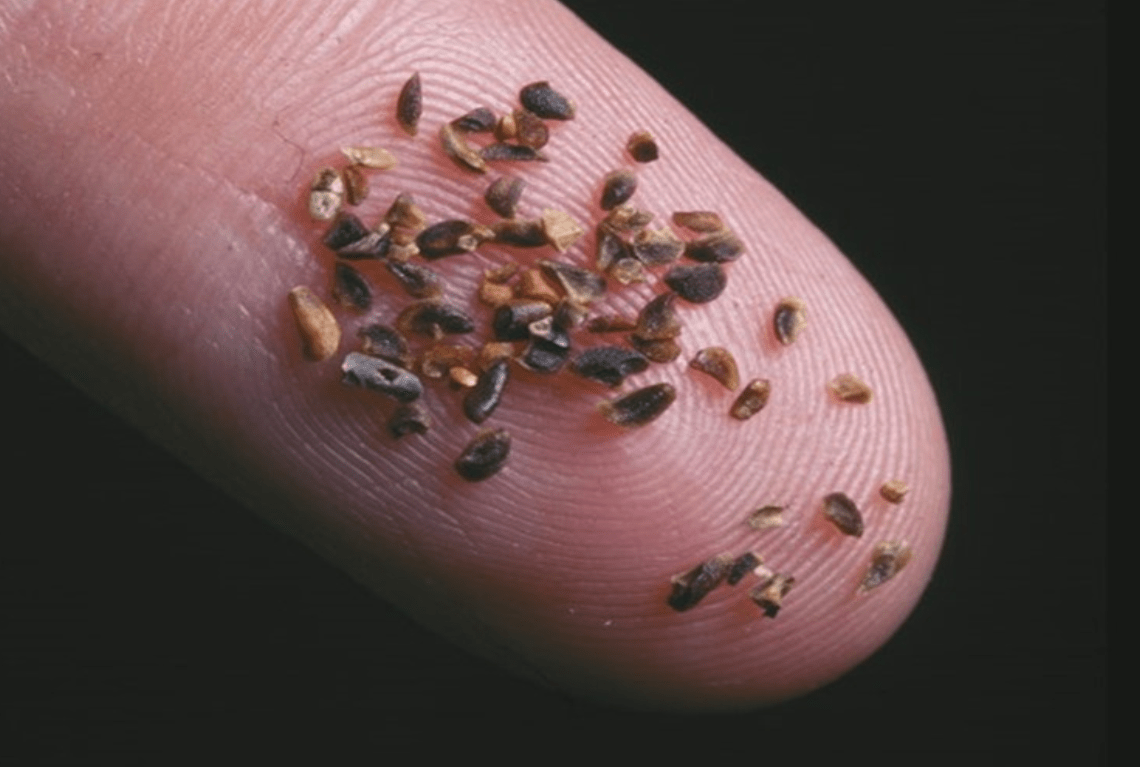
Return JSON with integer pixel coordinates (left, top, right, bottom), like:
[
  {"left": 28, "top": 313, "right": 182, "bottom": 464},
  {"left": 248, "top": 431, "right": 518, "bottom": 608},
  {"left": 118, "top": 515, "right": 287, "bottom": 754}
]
[{"left": 287, "top": 72, "right": 914, "bottom": 620}]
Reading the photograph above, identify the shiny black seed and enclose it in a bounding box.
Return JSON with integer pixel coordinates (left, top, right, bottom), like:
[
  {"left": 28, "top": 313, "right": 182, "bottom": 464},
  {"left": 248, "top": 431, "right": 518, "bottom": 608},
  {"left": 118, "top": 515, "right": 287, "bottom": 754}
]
[
  {"left": 341, "top": 352, "right": 423, "bottom": 402},
  {"left": 463, "top": 359, "right": 510, "bottom": 424},
  {"left": 322, "top": 213, "right": 370, "bottom": 251},
  {"left": 357, "top": 324, "right": 410, "bottom": 365},
  {"left": 397, "top": 300, "right": 476, "bottom": 338},
  {"left": 492, "top": 300, "right": 553, "bottom": 341},
  {"left": 490, "top": 218, "right": 547, "bottom": 247},
  {"left": 332, "top": 262, "right": 372, "bottom": 311},
  {"left": 416, "top": 219, "right": 478, "bottom": 259},
  {"left": 664, "top": 263, "right": 727, "bottom": 303}
]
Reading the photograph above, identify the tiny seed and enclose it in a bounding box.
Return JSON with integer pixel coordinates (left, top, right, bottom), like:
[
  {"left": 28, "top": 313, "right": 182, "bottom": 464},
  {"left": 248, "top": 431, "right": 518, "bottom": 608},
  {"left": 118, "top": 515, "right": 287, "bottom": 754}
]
[
  {"left": 587, "top": 315, "right": 638, "bottom": 334},
  {"left": 490, "top": 218, "right": 548, "bottom": 248},
  {"left": 730, "top": 379, "right": 771, "bottom": 420},
  {"left": 454, "top": 428, "right": 511, "bottom": 482},
  {"left": 541, "top": 208, "right": 584, "bottom": 252},
  {"left": 726, "top": 552, "right": 762, "bottom": 586},
  {"left": 416, "top": 219, "right": 479, "bottom": 259},
  {"left": 385, "top": 193, "right": 427, "bottom": 237},
  {"left": 308, "top": 167, "right": 344, "bottom": 221},
  {"left": 322, "top": 212, "right": 371, "bottom": 251},
  {"left": 480, "top": 143, "right": 547, "bottom": 163},
  {"left": 822, "top": 492, "right": 864, "bottom": 537},
  {"left": 664, "top": 263, "right": 728, "bottom": 303},
  {"left": 571, "top": 346, "right": 650, "bottom": 387},
  {"left": 635, "top": 292, "right": 682, "bottom": 340},
  {"left": 288, "top": 286, "right": 341, "bottom": 361},
  {"left": 684, "top": 230, "right": 745, "bottom": 263},
  {"left": 749, "top": 573, "right": 795, "bottom": 618},
  {"left": 517, "top": 268, "right": 561, "bottom": 304},
  {"left": 493, "top": 111, "right": 518, "bottom": 141},
  {"left": 746, "top": 505, "right": 785, "bottom": 530},
  {"left": 485, "top": 176, "right": 525, "bottom": 218},
  {"left": 332, "top": 262, "right": 372, "bottom": 311},
  {"left": 440, "top": 123, "right": 488, "bottom": 173},
  {"left": 386, "top": 259, "right": 443, "bottom": 299},
  {"left": 451, "top": 106, "right": 497, "bottom": 133},
  {"left": 449, "top": 367, "right": 478, "bottom": 389},
  {"left": 773, "top": 297, "right": 807, "bottom": 345},
  {"left": 388, "top": 403, "right": 432, "bottom": 438},
  {"left": 600, "top": 169, "right": 637, "bottom": 211},
  {"left": 689, "top": 347, "right": 740, "bottom": 391},
  {"left": 672, "top": 210, "right": 724, "bottom": 233},
  {"left": 463, "top": 359, "right": 510, "bottom": 423},
  {"left": 340, "top": 146, "right": 397, "bottom": 169},
  {"left": 880, "top": 480, "right": 910, "bottom": 504},
  {"left": 342, "top": 165, "right": 369, "bottom": 206},
  {"left": 512, "top": 109, "right": 550, "bottom": 149},
  {"left": 341, "top": 352, "right": 423, "bottom": 402},
  {"left": 629, "top": 335, "right": 682, "bottom": 364},
  {"left": 607, "top": 257, "right": 647, "bottom": 285},
  {"left": 631, "top": 227, "right": 685, "bottom": 266},
  {"left": 858, "top": 541, "right": 913, "bottom": 594},
  {"left": 598, "top": 382, "right": 676, "bottom": 427},
  {"left": 595, "top": 225, "right": 629, "bottom": 272},
  {"left": 666, "top": 553, "right": 734, "bottom": 612},
  {"left": 396, "top": 72, "right": 422, "bottom": 136},
  {"left": 627, "top": 130, "right": 659, "bottom": 163},
  {"left": 538, "top": 259, "right": 607, "bottom": 304},
  {"left": 397, "top": 300, "right": 476, "bottom": 339},
  {"left": 357, "top": 324, "right": 411, "bottom": 367},
  {"left": 493, "top": 300, "right": 553, "bottom": 341},
  {"left": 519, "top": 81, "right": 575, "bottom": 120},
  {"left": 829, "top": 373, "right": 874, "bottom": 404}
]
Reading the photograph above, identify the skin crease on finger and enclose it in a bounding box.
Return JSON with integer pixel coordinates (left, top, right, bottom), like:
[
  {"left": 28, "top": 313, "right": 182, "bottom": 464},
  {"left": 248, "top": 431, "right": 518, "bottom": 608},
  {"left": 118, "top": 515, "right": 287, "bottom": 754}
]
[{"left": 0, "top": 0, "right": 950, "bottom": 710}]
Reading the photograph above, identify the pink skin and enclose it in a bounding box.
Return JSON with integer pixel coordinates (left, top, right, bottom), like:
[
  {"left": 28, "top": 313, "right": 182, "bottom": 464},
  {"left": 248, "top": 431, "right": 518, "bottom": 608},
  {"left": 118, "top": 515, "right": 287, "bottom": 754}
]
[{"left": 0, "top": 0, "right": 950, "bottom": 709}]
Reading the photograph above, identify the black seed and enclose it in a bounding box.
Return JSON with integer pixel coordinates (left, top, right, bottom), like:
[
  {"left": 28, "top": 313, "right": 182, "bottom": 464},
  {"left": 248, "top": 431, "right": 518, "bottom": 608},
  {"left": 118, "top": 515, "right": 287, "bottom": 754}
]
[
  {"left": 490, "top": 218, "right": 547, "bottom": 247},
  {"left": 455, "top": 428, "right": 511, "bottom": 482},
  {"left": 571, "top": 346, "right": 649, "bottom": 387},
  {"left": 538, "top": 259, "right": 607, "bottom": 304},
  {"left": 600, "top": 169, "right": 637, "bottom": 210},
  {"left": 357, "top": 324, "right": 411, "bottom": 366},
  {"left": 823, "top": 492, "right": 865, "bottom": 537},
  {"left": 635, "top": 292, "right": 682, "bottom": 340},
  {"left": 480, "top": 142, "right": 547, "bottom": 162},
  {"left": 485, "top": 176, "right": 525, "bottom": 218},
  {"left": 520, "top": 339, "right": 569, "bottom": 373},
  {"left": 664, "top": 263, "right": 727, "bottom": 303},
  {"left": 492, "top": 300, "right": 553, "bottom": 341},
  {"left": 774, "top": 297, "right": 807, "bottom": 345},
  {"left": 388, "top": 403, "right": 432, "bottom": 438},
  {"left": 727, "top": 552, "right": 761, "bottom": 586},
  {"left": 595, "top": 225, "right": 629, "bottom": 271},
  {"left": 667, "top": 553, "right": 734, "bottom": 612},
  {"left": 397, "top": 300, "right": 476, "bottom": 338},
  {"left": 341, "top": 352, "right": 423, "bottom": 402},
  {"left": 332, "top": 262, "right": 372, "bottom": 311},
  {"left": 519, "top": 81, "right": 575, "bottom": 120},
  {"left": 322, "top": 213, "right": 370, "bottom": 251},
  {"left": 629, "top": 335, "right": 682, "bottom": 363},
  {"left": 598, "top": 382, "right": 676, "bottom": 427},
  {"left": 386, "top": 259, "right": 443, "bottom": 299},
  {"left": 336, "top": 229, "right": 392, "bottom": 260},
  {"left": 451, "top": 106, "right": 496, "bottom": 133},
  {"left": 627, "top": 130, "right": 659, "bottom": 163},
  {"left": 416, "top": 219, "right": 478, "bottom": 259},
  {"left": 396, "top": 72, "right": 422, "bottom": 136},
  {"left": 730, "top": 379, "right": 771, "bottom": 420},
  {"left": 685, "top": 230, "right": 745, "bottom": 263},
  {"left": 463, "top": 359, "right": 510, "bottom": 424}
]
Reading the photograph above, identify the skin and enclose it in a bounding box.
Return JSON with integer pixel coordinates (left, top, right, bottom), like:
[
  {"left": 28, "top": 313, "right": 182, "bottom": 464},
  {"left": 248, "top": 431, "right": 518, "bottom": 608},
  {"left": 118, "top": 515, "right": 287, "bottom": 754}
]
[{"left": 0, "top": 0, "right": 950, "bottom": 710}]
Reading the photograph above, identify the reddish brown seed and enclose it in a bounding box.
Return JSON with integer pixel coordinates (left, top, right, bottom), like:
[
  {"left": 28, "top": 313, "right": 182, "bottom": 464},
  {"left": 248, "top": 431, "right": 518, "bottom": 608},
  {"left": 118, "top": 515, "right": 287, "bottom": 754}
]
[
  {"left": 357, "top": 324, "right": 411, "bottom": 367},
  {"left": 774, "top": 297, "right": 807, "bottom": 345},
  {"left": 519, "top": 81, "right": 575, "bottom": 120},
  {"left": 880, "top": 480, "right": 910, "bottom": 504},
  {"left": 439, "top": 123, "right": 488, "bottom": 173},
  {"left": 485, "top": 176, "right": 525, "bottom": 218},
  {"left": 749, "top": 573, "right": 795, "bottom": 618},
  {"left": 332, "top": 262, "right": 372, "bottom": 311},
  {"left": 288, "top": 286, "right": 341, "bottom": 361},
  {"left": 341, "top": 146, "right": 397, "bottom": 169},
  {"left": 464, "top": 359, "right": 510, "bottom": 424},
  {"left": 822, "top": 492, "right": 865, "bottom": 537},
  {"left": 829, "top": 373, "right": 874, "bottom": 404},
  {"left": 746, "top": 505, "right": 785, "bottom": 530},
  {"left": 634, "top": 292, "right": 682, "bottom": 340},
  {"left": 664, "top": 263, "right": 728, "bottom": 303},
  {"left": 672, "top": 210, "right": 725, "bottom": 233},
  {"left": 342, "top": 165, "right": 369, "bottom": 206},
  {"left": 512, "top": 109, "right": 550, "bottom": 149},
  {"left": 341, "top": 352, "right": 423, "bottom": 403},
  {"left": 689, "top": 347, "right": 740, "bottom": 390},
  {"left": 490, "top": 218, "right": 548, "bottom": 248},
  {"left": 587, "top": 315, "right": 638, "bottom": 334},
  {"left": 684, "top": 230, "right": 745, "bottom": 263},
  {"left": 598, "top": 382, "right": 676, "bottom": 427},
  {"left": 388, "top": 403, "right": 432, "bottom": 438},
  {"left": 386, "top": 259, "right": 443, "bottom": 299},
  {"left": 730, "top": 379, "right": 771, "bottom": 420},
  {"left": 858, "top": 541, "right": 913, "bottom": 594},
  {"left": 385, "top": 193, "right": 427, "bottom": 237},
  {"left": 726, "top": 552, "right": 761, "bottom": 586},
  {"left": 451, "top": 106, "right": 497, "bottom": 133},
  {"left": 627, "top": 130, "right": 659, "bottom": 162},
  {"left": 600, "top": 169, "right": 637, "bottom": 211},
  {"left": 667, "top": 553, "right": 734, "bottom": 612},
  {"left": 397, "top": 300, "right": 476, "bottom": 339},
  {"left": 541, "top": 208, "right": 584, "bottom": 252},
  {"left": 629, "top": 335, "right": 682, "bottom": 364},
  {"left": 538, "top": 260, "right": 607, "bottom": 304},
  {"left": 396, "top": 72, "right": 422, "bottom": 136},
  {"left": 493, "top": 111, "right": 518, "bottom": 142},
  {"left": 631, "top": 227, "right": 685, "bottom": 266},
  {"left": 454, "top": 428, "right": 512, "bottom": 482}
]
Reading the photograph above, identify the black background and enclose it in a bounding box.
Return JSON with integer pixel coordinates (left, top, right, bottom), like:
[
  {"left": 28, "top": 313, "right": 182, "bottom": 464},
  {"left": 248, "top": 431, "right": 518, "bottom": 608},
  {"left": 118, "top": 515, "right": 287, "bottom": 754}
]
[{"left": 2, "top": 1, "right": 1104, "bottom": 760}]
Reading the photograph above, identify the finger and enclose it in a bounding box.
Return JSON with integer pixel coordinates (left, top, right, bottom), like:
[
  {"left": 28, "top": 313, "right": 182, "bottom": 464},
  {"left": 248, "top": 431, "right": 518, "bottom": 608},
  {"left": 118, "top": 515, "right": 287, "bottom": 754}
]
[{"left": 0, "top": 0, "right": 950, "bottom": 709}]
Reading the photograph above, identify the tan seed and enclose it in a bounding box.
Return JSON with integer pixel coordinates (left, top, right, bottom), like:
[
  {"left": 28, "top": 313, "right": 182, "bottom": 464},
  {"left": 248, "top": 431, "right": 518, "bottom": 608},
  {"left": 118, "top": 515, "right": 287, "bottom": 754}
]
[
  {"left": 340, "top": 146, "right": 397, "bottom": 169},
  {"left": 288, "top": 286, "right": 341, "bottom": 361},
  {"left": 689, "top": 347, "right": 740, "bottom": 390},
  {"left": 440, "top": 123, "right": 488, "bottom": 173},
  {"left": 880, "top": 480, "right": 910, "bottom": 504},
  {"left": 308, "top": 167, "right": 344, "bottom": 221},
  {"left": 479, "top": 280, "right": 515, "bottom": 308},
  {"left": 829, "top": 373, "right": 874, "bottom": 404},
  {"left": 607, "top": 257, "right": 647, "bottom": 285},
  {"left": 749, "top": 573, "right": 795, "bottom": 618},
  {"left": 746, "top": 506, "right": 785, "bottom": 530},
  {"left": 517, "top": 268, "right": 561, "bottom": 304},
  {"left": 449, "top": 366, "right": 478, "bottom": 389},
  {"left": 541, "top": 208, "right": 585, "bottom": 252},
  {"left": 730, "top": 379, "right": 771, "bottom": 420}
]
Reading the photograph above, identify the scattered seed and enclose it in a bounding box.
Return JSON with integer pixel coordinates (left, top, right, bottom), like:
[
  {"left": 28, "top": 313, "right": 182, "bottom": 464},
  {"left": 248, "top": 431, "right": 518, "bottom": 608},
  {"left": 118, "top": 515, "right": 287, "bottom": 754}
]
[
  {"left": 308, "top": 167, "right": 344, "bottom": 221},
  {"left": 332, "top": 262, "right": 372, "bottom": 311},
  {"left": 463, "top": 359, "right": 510, "bottom": 423},
  {"left": 605, "top": 205, "right": 654, "bottom": 232},
  {"left": 478, "top": 341, "right": 516, "bottom": 371},
  {"left": 322, "top": 212, "right": 371, "bottom": 251},
  {"left": 485, "top": 176, "right": 525, "bottom": 218},
  {"left": 727, "top": 552, "right": 762, "bottom": 586},
  {"left": 746, "top": 505, "right": 785, "bottom": 530},
  {"left": 454, "top": 428, "right": 511, "bottom": 482},
  {"left": 689, "top": 347, "right": 740, "bottom": 390},
  {"left": 342, "top": 165, "right": 369, "bottom": 206},
  {"left": 595, "top": 225, "right": 629, "bottom": 271},
  {"left": 629, "top": 335, "right": 682, "bottom": 363},
  {"left": 672, "top": 210, "right": 724, "bottom": 233},
  {"left": 627, "top": 130, "right": 659, "bottom": 163},
  {"left": 600, "top": 169, "right": 637, "bottom": 210},
  {"left": 520, "top": 316, "right": 571, "bottom": 374},
  {"left": 631, "top": 227, "right": 685, "bottom": 266},
  {"left": 396, "top": 72, "right": 422, "bottom": 136},
  {"left": 598, "top": 382, "right": 676, "bottom": 427},
  {"left": 480, "top": 142, "right": 547, "bottom": 162},
  {"left": 587, "top": 314, "right": 638, "bottom": 334},
  {"left": 341, "top": 352, "right": 423, "bottom": 402},
  {"left": 357, "top": 324, "right": 411, "bottom": 367},
  {"left": 666, "top": 553, "right": 734, "bottom": 612},
  {"left": 880, "top": 480, "right": 910, "bottom": 504},
  {"left": 730, "top": 379, "right": 771, "bottom": 420},
  {"left": 388, "top": 403, "right": 432, "bottom": 438},
  {"left": 336, "top": 228, "right": 392, "bottom": 260},
  {"left": 685, "top": 230, "right": 745, "bottom": 263},
  {"left": 822, "top": 492, "right": 864, "bottom": 537},
  {"left": 538, "top": 260, "right": 607, "bottom": 304},
  {"left": 397, "top": 300, "right": 476, "bottom": 339},
  {"left": 829, "top": 373, "right": 874, "bottom": 404},
  {"left": 517, "top": 268, "right": 560, "bottom": 304},
  {"left": 490, "top": 218, "right": 548, "bottom": 247},
  {"left": 493, "top": 300, "right": 553, "bottom": 341},
  {"left": 288, "top": 286, "right": 341, "bottom": 361},
  {"left": 386, "top": 259, "right": 443, "bottom": 299},
  {"left": 341, "top": 146, "right": 397, "bottom": 169},
  {"left": 451, "top": 106, "right": 497, "bottom": 133},
  {"left": 449, "top": 366, "right": 478, "bottom": 388},
  {"left": 484, "top": 262, "right": 520, "bottom": 284},
  {"left": 384, "top": 193, "right": 427, "bottom": 241},
  {"left": 858, "top": 541, "right": 913, "bottom": 594},
  {"left": 607, "top": 257, "right": 647, "bottom": 285},
  {"left": 519, "top": 81, "right": 575, "bottom": 120},
  {"left": 571, "top": 346, "right": 650, "bottom": 387},
  {"left": 773, "top": 297, "right": 807, "bottom": 345},
  {"left": 541, "top": 208, "right": 584, "bottom": 252},
  {"left": 440, "top": 123, "right": 488, "bottom": 173},
  {"left": 419, "top": 344, "right": 475, "bottom": 380},
  {"left": 664, "top": 263, "right": 727, "bottom": 303},
  {"left": 749, "top": 573, "right": 795, "bottom": 618},
  {"left": 416, "top": 219, "right": 480, "bottom": 259},
  {"left": 493, "top": 111, "right": 518, "bottom": 142},
  {"left": 479, "top": 280, "right": 515, "bottom": 308},
  {"left": 635, "top": 292, "right": 682, "bottom": 340},
  {"left": 512, "top": 109, "right": 550, "bottom": 149}
]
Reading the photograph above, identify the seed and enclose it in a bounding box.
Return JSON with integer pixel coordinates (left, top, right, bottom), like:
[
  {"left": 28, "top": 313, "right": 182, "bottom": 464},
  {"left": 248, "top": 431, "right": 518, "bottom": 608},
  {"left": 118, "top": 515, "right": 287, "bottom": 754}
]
[
  {"left": 336, "top": 229, "right": 392, "bottom": 260},
  {"left": 666, "top": 553, "right": 734, "bottom": 612},
  {"left": 449, "top": 367, "right": 478, "bottom": 389},
  {"left": 485, "top": 176, "right": 525, "bottom": 218},
  {"left": 397, "top": 300, "right": 476, "bottom": 339},
  {"left": 308, "top": 167, "right": 344, "bottom": 221},
  {"left": 689, "top": 347, "right": 740, "bottom": 390},
  {"left": 773, "top": 297, "right": 807, "bottom": 345},
  {"left": 749, "top": 573, "right": 795, "bottom": 618},
  {"left": 727, "top": 552, "right": 761, "bottom": 586},
  {"left": 512, "top": 109, "right": 550, "bottom": 149},
  {"left": 322, "top": 212, "right": 371, "bottom": 251},
  {"left": 571, "top": 346, "right": 650, "bottom": 387},
  {"left": 519, "top": 81, "right": 575, "bottom": 120},
  {"left": 858, "top": 541, "right": 913, "bottom": 594},
  {"left": 746, "top": 505, "right": 785, "bottom": 530},
  {"left": 629, "top": 335, "right": 682, "bottom": 364},
  {"left": 595, "top": 225, "right": 629, "bottom": 271},
  {"left": 416, "top": 219, "right": 480, "bottom": 259},
  {"left": 480, "top": 143, "right": 547, "bottom": 162},
  {"left": 340, "top": 146, "right": 397, "bottom": 169},
  {"left": 341, "top": 352, "right": 423, "bottom": 403},
  {"left": 672, "top": 210, "right": 724, "bottom": 233},
  {"left": 684, "top": 230, "right": 745, "bottom": 263},
  {"left": 419, "top": 344, "right": 475, "bottom": 379},
  {"left": 388, "top": 403, "right": 432, "bottom": 438},
  {"left": 520, "top": 316, "right": 572, "bottom": 374},
  {"left": 538, "top": 260, "right": 607, "bottom": 304},
  {"left": 384, "top": 193, "right": 427, "bottom": 241},
  {"left": 479, "top": 280, "right": 514, "bottom": 308},
  {"left": 587, "top": 315, "right": 638, "bottom": 334},
  {"left": 490, "top": 218, "right": 548, "bottom": 248},
  {"left": 288, "top": 286, "right": 341, "bottom": 361},
  {"left": 332, "top": 262, "right": 372, "bottom": 311},
  {"left": 478, "top": 341, "right": 516, "bottom": 371},
  {"left": 829, "top": 373, "right": 874, "bottom": 404},
  {"left": 607, "top": 257, "right": 647, "bottom": 285},
  {"left": 342, "top": 165, "right": 369, "bottom": 205},
  {"left": 386, "top": 259, "right": 443, "bottom": 299},
  {"left": 451, "top": 106, "right": 496, "bottom": 133},
  {"left": 440, "top": 123, "right": 488, "bottom": 173},
  {"left": 357, "top": 324, "right": 411, "bottom": 367},
  {"left": 396, "top": 72, "right": 422, "bottom": 136},
  {"left": 464, "top": 359, "right": 510, "bottom": 423},
  {"left": 605, "top": 204, "right": 654, "bottom": 232},
  {"left": 600, "top": 169, "right": 637, "bottom": 211},
  {"left": 517, "top": 268, "right": 560, "bottom": 304},
  {"left": 822, "top": 492, "right": 864, "bottom": 537},
  {"left": 630, "top": 227, "right": 685, "bottom": 266},
  {"left": 541, "top": 208, "right": 584, "bottom": 252},
  {"left": 664, "top": 263, "right": 727, "bottom": 303},
  {"left": 627, "top": 130, "right": 659, "bottom": 163},
  {"left": 880, "top": 480, "right": 910, "bottom": 504},
  {"left": 730, "top": 379, "right": 771, "bottom": 420},
  {"left": 493, "top": 111, "right": 518, "bottom": 141},
  {"left": 493, "top": 300, "right": 553, "bottom": 341},
  {"left": 454, "top": 428, "right": 511, "bottom": 482},
  {"left": 598, "top": 382, "right": 676, "bottom": 427},
  {"left": 635, "top": 293, "right": 681, "bottom": 340}
]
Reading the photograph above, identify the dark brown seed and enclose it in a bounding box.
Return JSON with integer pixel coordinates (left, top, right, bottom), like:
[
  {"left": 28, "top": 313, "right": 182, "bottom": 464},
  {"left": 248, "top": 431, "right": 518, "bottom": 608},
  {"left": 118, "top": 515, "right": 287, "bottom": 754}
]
[
  {"left": 631, "top": 227, "right": 685, "bottom": 266},
  {"left": 480, "top": 143, "right": 547, "bottom": 162},
  {"left": 512, "top": 109, "right": 550, "bottom": 149},
  {"left": 595, "top": 225, "right": 629, "bottom": 271},
  {"left": 627, "top": 130, "right": 659, "bottom": 163},
  {"left": 396, "top": 72, "right": 422, "bottom": 136},
  {"left": 439, "top": 123, "right": 488, "bottom": 173},
  {"left": 490, "top": 218, "right": 548, "bottom": 247},
  {"left": 485, "top": 176, "right": 525, "bottom": 218},
  {"left": 519, "top": 81, "right": 575, "bottom": 120},
  {"left": 492, "top": 300, "right": 553, "bottom": 341},
  {"left": 635, "top": 292, "right": 682, "bottom": 340},
  {"left": 730, "top": 379, "right": 771, "bottom": 420},
  {"left": 689, "top": 347, "right": 740, "bottom": 390},
  {"left": 520, "top": 338, "right": 570, "bottom": 373},
  {"left": 386, "top": 259, "right": 443, "bottom": 299},
  {"left": 388, "top": 403, "right": 432, "bottom": 438},
  {"left": 607, "top": 257, "right": 647, "bottom": 285},
  {"left": 587, "top": 314, "right": 638, "bottom": 334},
  {"left": 598, "top": 382, "right": 676, "bottom": 427},
  {"left": 342, "top": 165, "right": 369, "bottom": 206},
  {"left": 664, "top": 263, "right": 727, "bottom": 303},
  {"left": 454, "top": 428, "right": 511, "bottom": 482},
  {"left": 600, "top": 169, "right": 637, "bottom": 211},
  {"left": 419, "top": 344, "right": 475, "bottom": 379},
  {"left": 672, "top": 210, "right": 725, "bottom": 233},
  {"left": 332, "top": 262, "right": 372, "bottom": 311},
  {"left": 572, "top": 346, "right": 650, "bottom": 387},
  {"left": 451, "top": 106, "right": 497, "bottom": 133},
  {"left": 538, "top": 260, "right": 607, "bottom": 304},
  {"left": 322, "top": 212, "right": 370, "bottom": 251},
  {"left": 749, "top": 573, "right": 795, "bottom": 618},
  {"left": 774, "top": 297, "right": 807, "bottom": 345},
  {"left": 397, "top": 300, "right": 476, "bottom": 339},
  {"left": 685, "top": 230, "right": 745, "bottom": 263},
  {"left": 746, "top": 505, "right": 785, "bottom": 530},
  {"left": 341, "top": 352, "right": 423, "bottom": 402},
  {"left": 727, "top": 552, "right": 761, "bottom": 586},
  {"left": 463, "top": 359, "right": 510, "bottom": 424},
  {"left": 858, "top": 541, "right": 913, "bottom": 594},
  {"left": 416, "top": 219, "right": 478, "bottom": 259},
  {"left": 357, "top": 324, "right": 411, "bottom": 366},
  {"left": 629, "top": 335, "right": 682, "bottom": 364},
  {"left": 829, "top": 373, "right": 874, "bottom": 404},
  {"left": 823, "top": 492, "right": 865, "bottom": 537},
  {"left": 288, "top": 286, "right": 341, "bottom": 361},
  {"left": 880, "top": 480, "right": 910, "bottom": 504},
  {"left": 666, "top": 553, "right": 734, "bottom": 612},
  {"left": 336, "top": 229, "right": 392, "bottom": 260}
]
